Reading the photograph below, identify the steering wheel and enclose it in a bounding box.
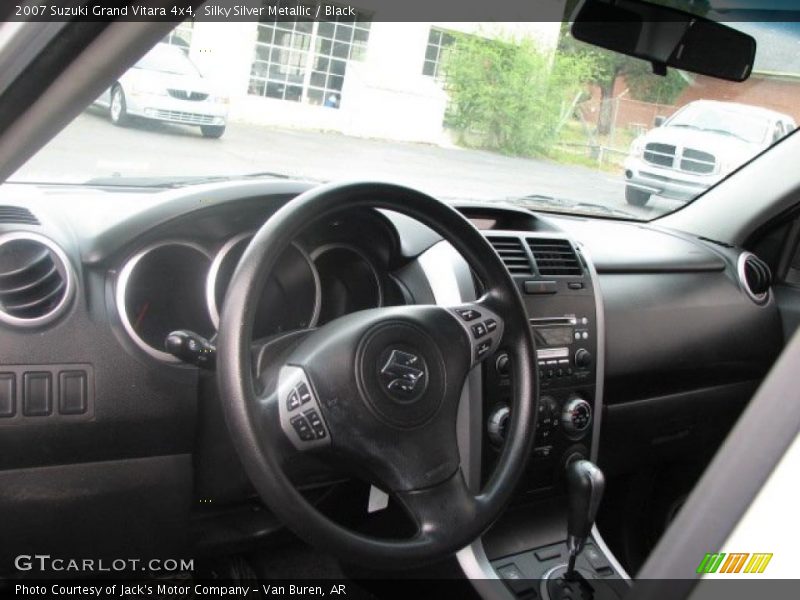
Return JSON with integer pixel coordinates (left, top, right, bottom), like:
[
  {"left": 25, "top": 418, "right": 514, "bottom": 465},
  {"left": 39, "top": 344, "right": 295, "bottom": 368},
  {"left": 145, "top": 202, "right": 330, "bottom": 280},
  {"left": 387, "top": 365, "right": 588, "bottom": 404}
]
[{"left": 217, "top": 182, "right": 537, "bottom": 568}]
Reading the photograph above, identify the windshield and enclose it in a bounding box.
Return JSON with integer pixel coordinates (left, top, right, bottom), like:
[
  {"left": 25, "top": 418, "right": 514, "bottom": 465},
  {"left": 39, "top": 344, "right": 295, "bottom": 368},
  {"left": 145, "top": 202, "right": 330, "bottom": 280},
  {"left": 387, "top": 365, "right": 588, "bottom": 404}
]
[
  {"left": 135, "top": 43, "right": 200, "bottom": 76},
  {"left": 666, "top": 103, "right": 770, "bottom": 143},
  {"left": 10, "top": 17, "right": 800, "bottom": 221}
]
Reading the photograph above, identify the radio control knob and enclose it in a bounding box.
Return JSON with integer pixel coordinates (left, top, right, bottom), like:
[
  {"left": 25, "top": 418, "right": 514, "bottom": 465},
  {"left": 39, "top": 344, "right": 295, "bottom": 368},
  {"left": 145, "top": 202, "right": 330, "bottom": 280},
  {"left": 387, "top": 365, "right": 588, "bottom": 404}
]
[
  {"left": 561, "top": 396, "right": 592, "bottom": 439},
  {"left": 574, "top": 348, "right": 593, "bottom": 369},
  {"left": 487, "top": 405, "right": 510, "bottom": 447}
]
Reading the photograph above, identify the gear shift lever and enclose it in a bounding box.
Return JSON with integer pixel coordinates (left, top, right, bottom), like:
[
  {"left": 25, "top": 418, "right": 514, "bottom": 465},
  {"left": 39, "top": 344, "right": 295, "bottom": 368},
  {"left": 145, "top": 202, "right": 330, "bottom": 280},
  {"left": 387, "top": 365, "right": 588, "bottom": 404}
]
[{"left": 565, "top": 459, "right": 605, "bottom": 579}]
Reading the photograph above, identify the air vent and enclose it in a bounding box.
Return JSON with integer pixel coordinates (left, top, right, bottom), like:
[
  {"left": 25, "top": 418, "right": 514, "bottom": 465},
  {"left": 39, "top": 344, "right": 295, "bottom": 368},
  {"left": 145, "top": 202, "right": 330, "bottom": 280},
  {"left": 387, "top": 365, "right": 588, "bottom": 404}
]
[
  {"left": 0, "top": 206, "right": 39, "bottom": 225},
  {"left": 487, "top": 236, "right": 533, "bottom": 275},
  {"left": 0, "top": 233, "right": 73, "bottom": 326},
  {"left": 738, "top": 252, "right": 771, "bottom": 305},
  {"left": 527, "top": 238, "right": 583, "bottom": 277}
]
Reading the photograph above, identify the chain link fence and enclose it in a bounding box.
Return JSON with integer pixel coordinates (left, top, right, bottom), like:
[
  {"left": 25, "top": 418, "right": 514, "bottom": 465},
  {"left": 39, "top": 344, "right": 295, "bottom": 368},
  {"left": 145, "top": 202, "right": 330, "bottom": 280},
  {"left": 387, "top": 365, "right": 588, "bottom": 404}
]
[{"left": 556, "top": 96, "right": 678, "bottom": 170}]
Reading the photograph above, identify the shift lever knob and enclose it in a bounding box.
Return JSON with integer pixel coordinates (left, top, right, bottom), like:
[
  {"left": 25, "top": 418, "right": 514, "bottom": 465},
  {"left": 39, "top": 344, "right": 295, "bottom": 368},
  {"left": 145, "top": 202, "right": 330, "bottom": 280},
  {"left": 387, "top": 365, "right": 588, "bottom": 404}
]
[{"left": 565, "top": 459, "right": 605, "bottom": 570}]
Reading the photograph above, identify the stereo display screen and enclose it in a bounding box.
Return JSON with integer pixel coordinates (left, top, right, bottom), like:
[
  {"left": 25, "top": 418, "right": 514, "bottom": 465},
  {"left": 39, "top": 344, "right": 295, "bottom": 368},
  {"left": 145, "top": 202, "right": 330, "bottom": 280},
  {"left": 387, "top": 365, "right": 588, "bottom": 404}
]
[{"left": 534, "top": 326, "right": 574, "bottom": 347}]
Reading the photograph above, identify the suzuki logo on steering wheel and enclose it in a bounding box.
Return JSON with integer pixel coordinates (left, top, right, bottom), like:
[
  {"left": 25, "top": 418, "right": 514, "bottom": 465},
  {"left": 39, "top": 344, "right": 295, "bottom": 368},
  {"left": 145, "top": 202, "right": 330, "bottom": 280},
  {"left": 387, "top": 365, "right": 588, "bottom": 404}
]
[{"left": 380, "top": 349, "right": 427, "bottom": 401}]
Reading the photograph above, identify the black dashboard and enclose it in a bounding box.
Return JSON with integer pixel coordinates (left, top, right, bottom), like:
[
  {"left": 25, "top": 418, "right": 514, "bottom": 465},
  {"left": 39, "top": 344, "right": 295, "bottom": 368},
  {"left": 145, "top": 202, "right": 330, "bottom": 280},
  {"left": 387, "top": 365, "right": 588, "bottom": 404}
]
[{"left": 0, "top": 179, "right": 784, "bottom": 567}]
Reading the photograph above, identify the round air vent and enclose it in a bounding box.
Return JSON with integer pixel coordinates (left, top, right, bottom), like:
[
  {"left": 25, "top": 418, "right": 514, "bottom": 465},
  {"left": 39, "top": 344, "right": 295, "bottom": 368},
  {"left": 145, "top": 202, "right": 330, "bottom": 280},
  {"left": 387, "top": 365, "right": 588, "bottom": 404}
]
[
  {"left": 0, "top": 232, "right": 74, "bottom": 327},
  {"left": 738, "top": 252, "right": 771, "bottom": 305}
]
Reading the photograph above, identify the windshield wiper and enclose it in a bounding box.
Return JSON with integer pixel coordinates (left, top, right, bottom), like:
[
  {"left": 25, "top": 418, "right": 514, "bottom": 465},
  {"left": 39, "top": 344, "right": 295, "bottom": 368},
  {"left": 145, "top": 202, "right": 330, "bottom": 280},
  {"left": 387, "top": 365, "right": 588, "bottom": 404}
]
[
  {"left": 83, "top": 171, "right": 302, "bottom": 188},
  {"left": 506, "top": 194, "right": 640, "bottom": 220}
]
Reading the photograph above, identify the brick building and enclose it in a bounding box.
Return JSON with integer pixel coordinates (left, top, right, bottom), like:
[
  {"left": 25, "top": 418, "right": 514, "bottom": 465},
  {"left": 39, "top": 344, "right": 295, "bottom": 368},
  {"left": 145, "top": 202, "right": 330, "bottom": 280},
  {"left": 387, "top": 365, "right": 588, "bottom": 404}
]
[
  {"left": 677, "top": 74, "right": 800, "bottom": 124},
  {"left": 582, "top": 22, "right": 800, "bottom": 132}
]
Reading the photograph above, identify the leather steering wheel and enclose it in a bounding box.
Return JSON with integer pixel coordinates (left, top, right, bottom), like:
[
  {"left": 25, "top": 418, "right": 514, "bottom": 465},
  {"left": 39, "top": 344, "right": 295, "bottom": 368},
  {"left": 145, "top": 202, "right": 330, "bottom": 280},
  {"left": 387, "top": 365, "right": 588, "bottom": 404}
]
[{"left": 217, "top": 182, "right": 538, "bottom": 568}]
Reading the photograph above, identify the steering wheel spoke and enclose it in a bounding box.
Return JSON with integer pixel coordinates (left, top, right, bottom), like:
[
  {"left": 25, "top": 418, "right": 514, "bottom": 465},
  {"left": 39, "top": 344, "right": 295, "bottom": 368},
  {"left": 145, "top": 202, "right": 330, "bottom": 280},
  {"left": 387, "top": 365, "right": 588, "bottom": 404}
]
[{"left": 395, "top": 470, "right": 480, "bottom": 544}]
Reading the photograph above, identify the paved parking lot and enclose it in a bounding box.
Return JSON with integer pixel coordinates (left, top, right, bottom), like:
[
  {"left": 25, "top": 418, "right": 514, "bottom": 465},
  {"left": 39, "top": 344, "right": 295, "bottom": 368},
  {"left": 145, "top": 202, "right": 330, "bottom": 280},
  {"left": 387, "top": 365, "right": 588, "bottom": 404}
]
[{"left": 13, "top": 109, "right": 684, "bottom": 219}]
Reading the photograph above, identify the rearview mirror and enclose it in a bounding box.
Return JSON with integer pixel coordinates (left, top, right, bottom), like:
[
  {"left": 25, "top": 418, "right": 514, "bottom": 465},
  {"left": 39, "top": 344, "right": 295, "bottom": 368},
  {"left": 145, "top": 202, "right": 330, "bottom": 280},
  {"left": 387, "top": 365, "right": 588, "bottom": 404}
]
[
  {"left": 571, "top": 0, "right": 756, "bottom": 82},
  {"left": 654, "top": 115, "right": 665, "bottom": 127}
]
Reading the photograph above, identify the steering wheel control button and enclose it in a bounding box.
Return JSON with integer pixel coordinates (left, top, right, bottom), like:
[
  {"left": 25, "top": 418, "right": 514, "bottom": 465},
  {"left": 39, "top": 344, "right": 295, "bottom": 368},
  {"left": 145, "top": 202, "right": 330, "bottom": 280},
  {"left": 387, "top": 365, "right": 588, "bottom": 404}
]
[
  {"left": 449, "top": 303, "right": 504, "bottom": 367},
  {"left": 454, "top": 308, "right": 481, "bottom": 321},
  {"left": 472, "top": 322, "right": 488, "bottom": 338},
  {"left": 278, "top": 366, "right": 331, "bottom": 450},
  {"left": 304, "top": 409, "right": 327, "bottom": 439},
  {"left": 286, "top": 382, "right": 314, "bottom": 412},
  {"left": 286, "top": 390, "right": 301, "bottom": 411},
  {"left": 297, "top": 383, "right": 312, "bottom": 405},
  {"left": 290, "top": 415, "right": 315, "bottom": 442}
]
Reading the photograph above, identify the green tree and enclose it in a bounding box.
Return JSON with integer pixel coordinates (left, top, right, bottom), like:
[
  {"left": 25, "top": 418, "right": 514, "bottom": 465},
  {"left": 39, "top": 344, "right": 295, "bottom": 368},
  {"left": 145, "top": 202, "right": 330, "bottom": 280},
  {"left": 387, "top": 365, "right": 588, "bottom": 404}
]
[
  {"left": 558, "top": 0, "right": 710, "bottom": 133},
  {"left": 558, "top": 26, "right": 686, "bottom": 133},
  {"left": 626, "top": 66, "right": 689, "bottom": 104},
  {"left": 443, "top": 34, "right": 594, "bottom": 156}
]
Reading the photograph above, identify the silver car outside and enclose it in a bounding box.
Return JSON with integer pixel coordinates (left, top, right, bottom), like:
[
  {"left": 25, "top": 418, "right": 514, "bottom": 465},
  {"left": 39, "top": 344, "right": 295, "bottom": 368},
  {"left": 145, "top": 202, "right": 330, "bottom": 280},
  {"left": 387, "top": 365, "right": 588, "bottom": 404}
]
[{"left": 94, "top": 43, "right": 229, "bottom": 138}]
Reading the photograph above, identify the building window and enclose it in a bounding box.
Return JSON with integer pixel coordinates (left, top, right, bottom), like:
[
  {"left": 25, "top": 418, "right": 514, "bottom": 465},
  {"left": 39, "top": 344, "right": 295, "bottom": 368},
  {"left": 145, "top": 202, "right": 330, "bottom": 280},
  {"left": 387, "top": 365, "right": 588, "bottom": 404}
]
[
  {"left": 250, "top": 15, "right": 313, "bottom": 102},
  {"left": 422, "top": 28, "right": 455, "bottom": 79},
  {"left": 163, "top": 20, "right": 194, "bottom": 52},
  {"left": 249, "top": 1, "right": 371, "bottom": 108}
]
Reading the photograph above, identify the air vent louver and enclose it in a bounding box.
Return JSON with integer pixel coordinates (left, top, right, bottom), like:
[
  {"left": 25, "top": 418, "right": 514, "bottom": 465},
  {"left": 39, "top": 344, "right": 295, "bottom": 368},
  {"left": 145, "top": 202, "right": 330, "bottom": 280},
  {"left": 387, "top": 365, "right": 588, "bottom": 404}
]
[
  {"left": 0, "top": 235, "right": 71, "bottom": 325},
  {"left": 487, "top": 237, "right": 533, "bottom": 275},
  {"left": 0, "top": 206, "right": 39, "bottom": 225},
  {"left": 739, "top": 252, "right": 771, "bottom": 304},
  {"left": 527, "top": 238, "right": 583, "bottom": 276}
]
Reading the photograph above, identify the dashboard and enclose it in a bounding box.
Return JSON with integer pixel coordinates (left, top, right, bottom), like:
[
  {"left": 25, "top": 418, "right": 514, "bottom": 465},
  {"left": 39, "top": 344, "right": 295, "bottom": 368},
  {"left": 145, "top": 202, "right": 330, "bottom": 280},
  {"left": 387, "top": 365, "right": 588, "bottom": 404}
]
[{"left": 0, "top": 179, "right": 785, "bottom": 569}]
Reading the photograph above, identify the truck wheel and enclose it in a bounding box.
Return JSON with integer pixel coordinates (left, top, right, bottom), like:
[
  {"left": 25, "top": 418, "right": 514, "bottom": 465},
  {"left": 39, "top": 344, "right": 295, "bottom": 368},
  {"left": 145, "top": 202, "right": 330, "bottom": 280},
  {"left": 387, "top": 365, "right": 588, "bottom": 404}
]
[
  {"left": 625, "top": 185, "right": 651, "bottom": 207},
  {"left": 201, "top": 125, "right": 226, "bottom": 139}
]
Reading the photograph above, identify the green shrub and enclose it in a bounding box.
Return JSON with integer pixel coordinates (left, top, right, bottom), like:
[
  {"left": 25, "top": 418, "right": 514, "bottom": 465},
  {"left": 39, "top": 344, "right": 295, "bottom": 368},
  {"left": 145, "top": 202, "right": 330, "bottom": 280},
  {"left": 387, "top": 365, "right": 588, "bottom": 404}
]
[{"left": 444, "top": 33, "right": 593, "bottom": 156}]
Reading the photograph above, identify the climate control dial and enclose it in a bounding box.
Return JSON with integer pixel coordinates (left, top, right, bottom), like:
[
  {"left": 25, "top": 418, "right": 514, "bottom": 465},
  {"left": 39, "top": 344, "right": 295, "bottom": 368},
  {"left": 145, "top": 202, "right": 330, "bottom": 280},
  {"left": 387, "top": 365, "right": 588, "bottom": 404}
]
[{"left": 561, "top": 395, "right": 592, "bottom": 439}]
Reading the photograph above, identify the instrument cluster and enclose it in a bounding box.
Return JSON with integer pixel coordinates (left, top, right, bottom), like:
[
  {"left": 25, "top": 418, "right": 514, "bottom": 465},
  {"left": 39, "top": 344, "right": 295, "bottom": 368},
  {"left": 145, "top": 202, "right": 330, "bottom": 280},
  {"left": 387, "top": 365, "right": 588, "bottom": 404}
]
[{"left": 116, "top": 229, "right": 388, "bottom": 363}]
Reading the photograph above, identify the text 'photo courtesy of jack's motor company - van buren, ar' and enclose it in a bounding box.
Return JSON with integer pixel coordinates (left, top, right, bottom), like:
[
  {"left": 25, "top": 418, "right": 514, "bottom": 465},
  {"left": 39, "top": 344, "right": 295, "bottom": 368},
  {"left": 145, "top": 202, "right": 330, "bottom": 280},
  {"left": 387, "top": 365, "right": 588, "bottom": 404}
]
[{"left": 15, "top": 583, "right": 350, "bottom": 597}]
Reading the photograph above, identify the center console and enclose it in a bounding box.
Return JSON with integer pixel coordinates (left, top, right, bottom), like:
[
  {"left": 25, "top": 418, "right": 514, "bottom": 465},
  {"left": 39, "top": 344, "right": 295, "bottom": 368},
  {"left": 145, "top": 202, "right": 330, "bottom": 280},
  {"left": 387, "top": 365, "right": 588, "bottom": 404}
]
[
  {"left": 416, "top": 214, "right": 629, "bottom": 598},
  {"left": 469, "top": 230, "right": 629, "bottom": 598},
  {"left": 482, "top": 232, "right": 600, "bottom": 494}
]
